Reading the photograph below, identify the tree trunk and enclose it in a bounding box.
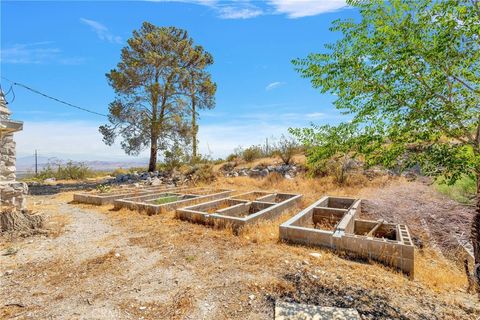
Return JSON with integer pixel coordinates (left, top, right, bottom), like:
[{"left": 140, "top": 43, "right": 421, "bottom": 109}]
[
  {"left": 473, "top": 171, "right": 480, "bottom": 290},
  {"left": 192, "top": 106, "right": 198, "bottom": 162},
  {"left": 191, "top": 82, "right": 198, "bottom": 162},
  {"left": 148, "top": 138, "right": 158, "bottom": 172}
]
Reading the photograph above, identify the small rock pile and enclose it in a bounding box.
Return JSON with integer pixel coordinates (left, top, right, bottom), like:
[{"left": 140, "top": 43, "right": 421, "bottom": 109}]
[
  {"left": 221, "top": 163, "right": 302, "bottom": 179},
  {"left": 112, "top": 171, "right": 184, "bottom": 185}
]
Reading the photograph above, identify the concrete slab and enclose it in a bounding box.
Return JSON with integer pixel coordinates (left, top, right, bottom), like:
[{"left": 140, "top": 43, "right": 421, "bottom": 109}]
[{"left": 275, "top": 301, "right": 361, "bottom": 320}]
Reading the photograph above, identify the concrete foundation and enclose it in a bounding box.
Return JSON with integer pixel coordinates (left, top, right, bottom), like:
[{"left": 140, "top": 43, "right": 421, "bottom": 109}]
[
  {"left": 73, "top": 185, "right": 190, "bottom": 205},
  {"left": 280, "top": 196, "right": 414, "bottom": 277},
  {"left": 113, "top": 189, "right": 233, "bottom": 215},
  {"left": 176, "top": 191, "right": 302, "bottom": 229}
]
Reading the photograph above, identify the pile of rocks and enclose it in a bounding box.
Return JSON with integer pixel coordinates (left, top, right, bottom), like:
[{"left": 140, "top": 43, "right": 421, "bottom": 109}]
[
  {"left": 221, "top": 163, "right": 302, "bottom": 179},
  {"left": 112, "top": 171, "right": 184, "bottom": 186}
]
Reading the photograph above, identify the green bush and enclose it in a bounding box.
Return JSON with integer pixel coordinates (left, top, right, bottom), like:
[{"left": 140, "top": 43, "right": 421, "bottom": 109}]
[
  {"left": 36, "top": 160, "right": 93, "bottom": 180},
  {"left": 435, "top": 175, "right": 476, "bottom": 204},
  {"left": 226, "top": 153, "right": 237, "bottom": 162},
  {"left": 189, "top": 164, "right": 216, "bottom": 183},
  {"left": 242, "top": 145, "right": 263, "bottom": 162}
]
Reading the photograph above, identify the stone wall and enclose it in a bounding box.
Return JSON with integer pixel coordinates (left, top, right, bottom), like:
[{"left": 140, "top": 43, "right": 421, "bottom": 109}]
[
  {"left": 0, "top": 181, "right": 28, "bottom": 211},
  {"left": 0, "top": 131, "right": 27, "bottom": 212},
  {"left": 0, "top": 132, "right": 17, "bottom": 181}
]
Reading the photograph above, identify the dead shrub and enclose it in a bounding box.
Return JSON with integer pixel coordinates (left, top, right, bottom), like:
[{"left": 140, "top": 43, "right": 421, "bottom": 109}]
[
  {"left": 190, "top": 164, "right": 217, "bottom": 183},
  {"left": 262, "top": 172, "right": 284, "bottom": 187},
  {"left": 345, "top": 173, "right": 369, "bottom": 187},
  {"left": 271, "top": 134, "right": 300, "bottom": 165}
]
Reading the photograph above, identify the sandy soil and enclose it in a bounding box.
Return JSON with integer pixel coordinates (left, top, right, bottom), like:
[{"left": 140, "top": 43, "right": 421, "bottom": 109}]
[{"left": 1, "top": 178, "right": 479, "bottom": 319}]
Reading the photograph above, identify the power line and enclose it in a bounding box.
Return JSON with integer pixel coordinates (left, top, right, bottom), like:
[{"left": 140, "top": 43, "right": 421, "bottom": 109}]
[{"left": 1, "top": 76, "right": 108, "bottom": 117}]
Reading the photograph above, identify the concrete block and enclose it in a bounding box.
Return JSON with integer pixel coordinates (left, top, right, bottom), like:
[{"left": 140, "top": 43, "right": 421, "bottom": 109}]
[
  {"left": 179, "top": 192, "right": 302, "bottom": 229},
  {"left": 281, "top": 195, "right": 415, "bottom": 277}
]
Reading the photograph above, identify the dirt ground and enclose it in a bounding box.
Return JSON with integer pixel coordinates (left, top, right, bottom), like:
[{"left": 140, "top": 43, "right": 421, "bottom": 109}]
[{"left": 1, "top": 176, "right": 479, "bottom": 319}]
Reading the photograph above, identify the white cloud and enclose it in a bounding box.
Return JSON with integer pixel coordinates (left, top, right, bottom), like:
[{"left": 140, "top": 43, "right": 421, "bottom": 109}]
[
  {"left": 14, "top": 109, "right": 340, "bottom": 161},
  {"left": 217, "top": 6, "right": 263, "bottom": 19},
  {"left": 0, "top": 42, "right": 84, "bottom": 65},
  {"left": 150, "top": 0, "right": 263, "bottom": 19},
  {"left": 198, "top": 122, "right": 289, "bottom": 157},
  {"left": 265, "top": 81, "right": 285, "bottom": 91},
  {"left": 16, "top": 120, "right": 143, "bottom": 161},
  {"left": 149, "top": 0, "right": 349, "bottom": 19},
  {"left": 268, "top": 0, "right": 348, "bottom": 18},
  {"left": 306, "top": 112, "right": 325, "bottom": 119},
  {"left": 80, "top": 18, "right": 122, "bottom": 44},
  {"left": 14, "top": 119, "right": 289, "bottom": 161}
]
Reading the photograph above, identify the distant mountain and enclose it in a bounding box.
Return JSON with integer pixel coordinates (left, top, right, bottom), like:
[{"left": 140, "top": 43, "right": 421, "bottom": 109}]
[{"left": 16, "top": 156, "right": 148, "bottom": 172}]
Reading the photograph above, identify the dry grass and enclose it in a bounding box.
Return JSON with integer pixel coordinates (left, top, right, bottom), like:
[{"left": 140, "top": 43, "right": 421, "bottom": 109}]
[
  {"left": 199, "top": 174, "right": 392, "bottom": 207},
  {"left": 84, "top": 177, "right": 471, "bottom": 299},
  {"left": 213, "top": 154, "right": 306, "bottom": 172},
  {"left": 3, "top": 174, "right": 478, "bottom": 319},
  {"left": 120, "top": 288, "right": 194, "bottom": 319},
  {"left": 415, "top": 248, "right": 468, "bottom": 292}
]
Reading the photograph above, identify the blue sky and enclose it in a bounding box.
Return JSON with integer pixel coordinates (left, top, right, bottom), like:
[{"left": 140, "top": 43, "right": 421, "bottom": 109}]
[{"left": 1, "top": 0, "right": 357, "bottom": 161}]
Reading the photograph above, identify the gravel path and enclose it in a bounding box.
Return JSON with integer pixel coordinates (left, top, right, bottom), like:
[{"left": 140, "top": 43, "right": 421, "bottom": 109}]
[{"left": 0, "top": 199, "right": 161, "bottom": 319}]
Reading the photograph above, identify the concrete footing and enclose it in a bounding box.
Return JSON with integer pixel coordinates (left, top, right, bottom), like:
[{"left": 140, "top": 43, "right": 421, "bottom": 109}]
[
  {"left": 176, "top": 191, "right": 302, "bottom": 229},
  {"left": 280, "top": 196, "right": 414, "bottom": 277},
  {"left": 113, "top": 188, "right": 234, "bottom": 215},
  {"left": 73, "top": 185, "right": 189, "bottom": 205}
]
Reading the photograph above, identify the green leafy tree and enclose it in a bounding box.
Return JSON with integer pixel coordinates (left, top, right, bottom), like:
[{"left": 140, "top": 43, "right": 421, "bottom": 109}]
[
  {"left": 290, "top": 123, "right": 377, "bottom": 183},
  {"left": 293, "top": 0, "right": 480, "bottom": 284},
  {"left": 100, "top": 22, "right": 201, "bottom": 172}
]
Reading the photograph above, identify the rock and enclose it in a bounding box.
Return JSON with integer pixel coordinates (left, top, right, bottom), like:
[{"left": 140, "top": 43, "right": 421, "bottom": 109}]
[
  {"left": 221, "top": 162, "right": 235, "bottom": 172},
  {"left": 249, "top": 294, "right": 255, "bottom": 300},
  {"left": 402, "top": 171, "right": 417, "bottom": 181},
  {"left": 151, "top": 177, "right": 161, "bottom": 186},
  {"left": 284, "top": 174, "right": 293, "bottom": 179},
  {"left": 309, "top": 252, "right": 322, "bottom": 258},
  {"left": 43, "top": 178, "right": 56, "bottom": 183}
]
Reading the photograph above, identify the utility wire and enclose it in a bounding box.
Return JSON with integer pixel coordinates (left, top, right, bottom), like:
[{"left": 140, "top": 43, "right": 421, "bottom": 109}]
[{"left": 1, "top": 76, "right": 108, "bottom": 117}]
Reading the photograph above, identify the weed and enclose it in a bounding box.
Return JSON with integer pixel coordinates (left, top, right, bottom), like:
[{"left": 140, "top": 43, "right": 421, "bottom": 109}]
[
  {"left": 154, "top": 196, "right": 179, "bottom": 204},
  {"left": 185, "top": 255, "right": 195, "bottom": 262},
  {"left": 96, "top": 184, "right": 112, "bottom": 193}
]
